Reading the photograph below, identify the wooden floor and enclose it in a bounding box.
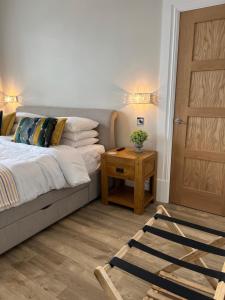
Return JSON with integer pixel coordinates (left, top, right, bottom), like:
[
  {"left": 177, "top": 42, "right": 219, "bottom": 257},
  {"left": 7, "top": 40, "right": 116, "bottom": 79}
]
[{"left": 0, "top": 200, "right": 225, "bottom": 300}]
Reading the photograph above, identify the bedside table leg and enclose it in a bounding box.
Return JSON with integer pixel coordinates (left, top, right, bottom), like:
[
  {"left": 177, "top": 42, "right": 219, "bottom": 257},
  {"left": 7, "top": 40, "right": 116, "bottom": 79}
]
[
  {"left": 134, "top": 180, "right": 145, "bottom": 214},
  {"left": 134, "top": 160, "right": 145, "bottom": 214},
  {"left": 101, "top": 167, "right": 109, "bottom": 205}
]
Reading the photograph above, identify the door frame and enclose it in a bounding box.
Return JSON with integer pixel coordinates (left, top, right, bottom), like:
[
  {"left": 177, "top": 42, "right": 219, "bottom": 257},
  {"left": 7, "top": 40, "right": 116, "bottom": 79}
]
[{"left": 157, "top": 0, "right": 225, "bottom": 203}]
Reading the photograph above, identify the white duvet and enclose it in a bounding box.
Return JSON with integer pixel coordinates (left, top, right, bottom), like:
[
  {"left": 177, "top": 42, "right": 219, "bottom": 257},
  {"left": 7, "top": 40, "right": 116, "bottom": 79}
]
[{"left": 0, "top": 137, "right": 90, "bottom": 207}]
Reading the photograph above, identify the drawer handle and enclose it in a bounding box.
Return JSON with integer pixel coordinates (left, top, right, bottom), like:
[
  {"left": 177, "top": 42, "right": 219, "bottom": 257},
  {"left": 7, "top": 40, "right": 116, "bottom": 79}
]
[
  {"left": 41, "top": 204, "right": 52, "bottom": 210},
  {"left": 116, "top": 167, "right": 124, "bottom": 174}
]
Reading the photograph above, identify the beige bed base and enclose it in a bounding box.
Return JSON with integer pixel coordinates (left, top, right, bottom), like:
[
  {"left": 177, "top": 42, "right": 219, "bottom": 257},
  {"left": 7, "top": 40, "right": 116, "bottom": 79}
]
[
  {"left": 95, "top": 205, "right": 225, "bottom": 300},
  {"left": 0, "top": 171, "right": 100, "bottom": 255}
]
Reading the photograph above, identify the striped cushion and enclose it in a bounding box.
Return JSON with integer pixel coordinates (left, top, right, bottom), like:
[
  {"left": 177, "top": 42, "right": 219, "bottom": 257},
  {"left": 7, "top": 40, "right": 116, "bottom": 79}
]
[{"left": 13, "top": 117, "right": 57, "bottom": 147}]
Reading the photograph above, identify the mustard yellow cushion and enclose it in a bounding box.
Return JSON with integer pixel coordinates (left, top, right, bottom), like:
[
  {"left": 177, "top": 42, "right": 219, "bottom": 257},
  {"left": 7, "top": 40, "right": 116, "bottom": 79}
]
[
  {"left": 1, "top": 112, "right": 16, "bottom": 136},
  {"left": 51, "top": 118, "right": 67, "bottom": 145}
]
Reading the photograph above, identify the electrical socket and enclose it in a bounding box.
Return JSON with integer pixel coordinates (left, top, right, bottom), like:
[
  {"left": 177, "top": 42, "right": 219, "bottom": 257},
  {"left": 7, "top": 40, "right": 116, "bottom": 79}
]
[{"left": 137, "top": 117, "right": 144, "bottom": 126}]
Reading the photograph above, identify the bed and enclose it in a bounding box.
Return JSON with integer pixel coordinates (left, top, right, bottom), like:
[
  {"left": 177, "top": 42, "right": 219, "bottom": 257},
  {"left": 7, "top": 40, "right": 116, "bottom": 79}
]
[{"left": 0, "top": 105, "right": 118, "bottom": 255}]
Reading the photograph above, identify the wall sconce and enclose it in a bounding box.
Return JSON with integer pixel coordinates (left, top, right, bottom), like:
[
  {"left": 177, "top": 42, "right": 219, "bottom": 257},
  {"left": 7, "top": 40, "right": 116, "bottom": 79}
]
[
  {"left": 4, "top": 95, "right": 19, "bottom": 103},
  {"left": 124, "top": 92, "right": 158, "bottom": 105}
]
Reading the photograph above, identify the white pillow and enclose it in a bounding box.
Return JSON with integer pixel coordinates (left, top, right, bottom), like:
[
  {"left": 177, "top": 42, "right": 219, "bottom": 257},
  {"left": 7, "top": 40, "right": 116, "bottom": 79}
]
[
  {"left": 60, "top": 137, "right": 99, "bottom": 148},
  {"left": 15, "top": 112, "right": 45, "bottom": 124},
  {"left": 62, "top": 130, "right": 98, "bottom": 142},
  {"left": 64, "top": 117, "right": 99, "bottom": 132}
]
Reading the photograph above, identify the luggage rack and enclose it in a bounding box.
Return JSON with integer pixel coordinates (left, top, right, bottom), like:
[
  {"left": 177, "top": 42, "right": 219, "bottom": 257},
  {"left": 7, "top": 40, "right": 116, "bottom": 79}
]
[{"left": 94, "top": 205, "right": 225, "bottom": 300}]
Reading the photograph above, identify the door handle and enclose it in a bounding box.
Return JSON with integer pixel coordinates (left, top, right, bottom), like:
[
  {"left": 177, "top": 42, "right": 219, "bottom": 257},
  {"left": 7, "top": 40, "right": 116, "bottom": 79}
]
[{"left": 174, "top": 118, "right": 186, "bottom": 125}]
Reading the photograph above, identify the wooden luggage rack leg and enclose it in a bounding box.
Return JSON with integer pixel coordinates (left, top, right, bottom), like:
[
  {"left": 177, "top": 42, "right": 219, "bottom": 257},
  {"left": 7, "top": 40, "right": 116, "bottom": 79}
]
[{"left": 94, "top": 205, "right": 225, "bottom": 300}]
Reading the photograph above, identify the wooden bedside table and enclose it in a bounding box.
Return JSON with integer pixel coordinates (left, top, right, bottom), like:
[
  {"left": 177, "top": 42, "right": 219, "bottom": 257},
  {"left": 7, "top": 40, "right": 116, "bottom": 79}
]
[{"left": 101, "top": 148, "right": 157, "bottom": 214}]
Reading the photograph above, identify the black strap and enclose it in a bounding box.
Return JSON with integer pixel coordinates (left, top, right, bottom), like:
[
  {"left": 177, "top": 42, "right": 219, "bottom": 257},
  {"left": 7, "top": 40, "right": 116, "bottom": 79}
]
[
  {"left": 128, "top": 239, "right": 225, "bottom": 281},
  {"left": 110, "top": 257, "right": 212, "bottom": 300},
  {"left": 155, "top": 213, "right": 225, "bottom": 238},
  {"left": 143, "top": 226, "right": 225, "bottom": 257}
]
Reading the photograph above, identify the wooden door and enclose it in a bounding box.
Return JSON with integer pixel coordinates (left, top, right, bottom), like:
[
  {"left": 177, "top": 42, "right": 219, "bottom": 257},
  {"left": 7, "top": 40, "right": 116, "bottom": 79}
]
[{"left": 170, "top": 4, "right": 225, "bottom": 215}]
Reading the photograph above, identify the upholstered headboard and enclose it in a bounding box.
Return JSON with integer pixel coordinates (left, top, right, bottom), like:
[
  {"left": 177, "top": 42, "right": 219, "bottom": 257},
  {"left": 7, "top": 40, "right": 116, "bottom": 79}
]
[{"left": 16, "top": 106, "right": 118, "bottom": 150}]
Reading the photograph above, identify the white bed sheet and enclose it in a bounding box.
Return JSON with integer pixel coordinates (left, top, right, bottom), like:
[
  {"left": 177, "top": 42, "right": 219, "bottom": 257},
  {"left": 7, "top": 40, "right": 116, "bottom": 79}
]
[
  {"left": 0, "top": 136, "right": 90, "bottom": 209},
  {"left": 77, "top": 144, "right": 105, "bottom": 174}
]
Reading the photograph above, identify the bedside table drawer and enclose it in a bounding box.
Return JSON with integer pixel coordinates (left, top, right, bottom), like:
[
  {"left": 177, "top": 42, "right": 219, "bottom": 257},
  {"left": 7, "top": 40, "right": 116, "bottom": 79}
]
[{"left": 106, "top": 163, "right": 134, "bottom": 180}]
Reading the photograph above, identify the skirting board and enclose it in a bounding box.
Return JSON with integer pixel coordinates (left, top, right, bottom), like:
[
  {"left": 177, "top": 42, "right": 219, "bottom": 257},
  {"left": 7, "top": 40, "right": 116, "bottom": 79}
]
[{"left": 156, "top": 178, "right": 169, "bottom": 203}]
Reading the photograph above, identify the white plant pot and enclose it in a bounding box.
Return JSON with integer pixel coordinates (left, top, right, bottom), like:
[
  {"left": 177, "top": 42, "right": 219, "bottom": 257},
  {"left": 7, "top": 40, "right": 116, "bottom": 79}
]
[{"left": 134, "top": 143, "right": 143, "bottom": 153}]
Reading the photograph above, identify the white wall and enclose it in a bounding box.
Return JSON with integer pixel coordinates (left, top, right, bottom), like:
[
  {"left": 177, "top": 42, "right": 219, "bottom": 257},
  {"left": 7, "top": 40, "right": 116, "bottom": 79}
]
[
  {"left": 0, "top": 77, "right": 3, "bottom": 101},
  {"left": 0, "top": 0, "right": 162, "bottom": 149},
  {"left": 0, "top": 30, "right": 3, "bottom": 105},
  {"left": 1, "top": 0, "right": 224, "bottom": 202},
  {"left": 157, "top": 0, "right": 225, "bottom": 202}
]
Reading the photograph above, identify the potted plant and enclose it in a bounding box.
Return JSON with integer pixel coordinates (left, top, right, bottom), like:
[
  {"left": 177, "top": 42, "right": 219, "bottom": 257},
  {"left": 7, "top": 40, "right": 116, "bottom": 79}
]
[{"left": 130, "top": 130, "right": 148, "bottom": 153}]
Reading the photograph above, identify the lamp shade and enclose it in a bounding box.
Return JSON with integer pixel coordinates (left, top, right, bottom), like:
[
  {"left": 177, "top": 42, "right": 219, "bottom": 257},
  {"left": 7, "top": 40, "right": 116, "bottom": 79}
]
[
  {"left": 4, "top": 96, "right": 19, "bottom": 103},
  {"left": 125, "top": 92, "right": 158, "bottom": 105}
]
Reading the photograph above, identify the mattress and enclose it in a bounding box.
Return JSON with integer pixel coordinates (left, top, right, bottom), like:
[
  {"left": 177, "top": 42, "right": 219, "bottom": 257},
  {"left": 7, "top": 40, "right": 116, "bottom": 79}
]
[
  {"left": 2, "top": 136, "right": 105, "bottom": 174},
  {"left": 0, "top": 136, "right": 91, "bottom": 211},
  {"left": 0, "top": 137, "right": 103, "bottom": 211}
]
